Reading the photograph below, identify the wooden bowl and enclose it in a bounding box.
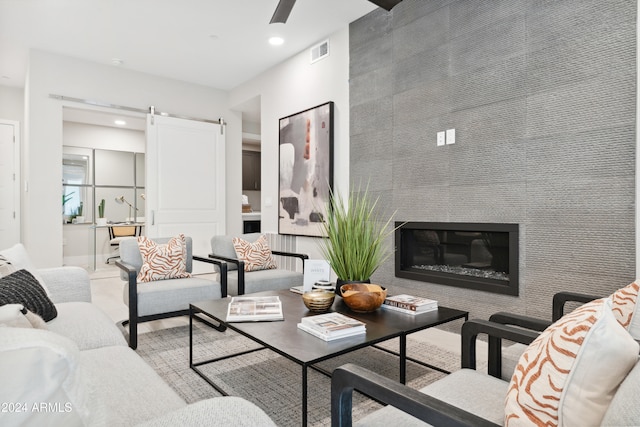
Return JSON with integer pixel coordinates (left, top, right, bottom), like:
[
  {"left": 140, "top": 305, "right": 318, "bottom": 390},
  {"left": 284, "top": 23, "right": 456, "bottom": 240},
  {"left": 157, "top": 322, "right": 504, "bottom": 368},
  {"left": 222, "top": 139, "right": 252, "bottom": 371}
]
[
  {"left": 302, "top": 290, "right": 336, "bottom": 312},
  {"left": 340, "top": 283, "right": 387, "bottom": 313}
]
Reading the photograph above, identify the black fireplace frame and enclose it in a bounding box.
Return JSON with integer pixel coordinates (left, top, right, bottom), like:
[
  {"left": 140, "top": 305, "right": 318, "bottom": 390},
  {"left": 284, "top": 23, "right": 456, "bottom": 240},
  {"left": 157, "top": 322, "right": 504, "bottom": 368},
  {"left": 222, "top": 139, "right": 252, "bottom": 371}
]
[{"left": 395, "top": 222, "right": 519, "bottom": 296}]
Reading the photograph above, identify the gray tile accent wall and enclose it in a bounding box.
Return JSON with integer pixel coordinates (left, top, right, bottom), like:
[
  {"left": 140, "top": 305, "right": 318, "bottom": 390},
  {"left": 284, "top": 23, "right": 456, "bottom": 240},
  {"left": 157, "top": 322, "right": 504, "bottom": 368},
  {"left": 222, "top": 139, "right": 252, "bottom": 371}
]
[{"left": 349, "top": 0, "right": 636, "bottom": 325}]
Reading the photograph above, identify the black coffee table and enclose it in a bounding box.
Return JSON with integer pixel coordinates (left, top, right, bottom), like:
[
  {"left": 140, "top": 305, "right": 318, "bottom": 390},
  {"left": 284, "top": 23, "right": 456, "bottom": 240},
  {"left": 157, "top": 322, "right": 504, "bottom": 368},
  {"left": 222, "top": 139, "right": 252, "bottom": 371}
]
[{"left": 189, "top": 290, "right": 468, "bottom": 426}]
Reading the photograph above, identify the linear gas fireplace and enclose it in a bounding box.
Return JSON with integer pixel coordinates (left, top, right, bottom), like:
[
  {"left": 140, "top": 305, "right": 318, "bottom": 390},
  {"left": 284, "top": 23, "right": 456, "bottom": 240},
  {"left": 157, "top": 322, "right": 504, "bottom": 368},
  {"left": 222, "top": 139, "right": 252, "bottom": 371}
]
[{"left": 395, "top": 222, "right": 519, "bottom": 296}]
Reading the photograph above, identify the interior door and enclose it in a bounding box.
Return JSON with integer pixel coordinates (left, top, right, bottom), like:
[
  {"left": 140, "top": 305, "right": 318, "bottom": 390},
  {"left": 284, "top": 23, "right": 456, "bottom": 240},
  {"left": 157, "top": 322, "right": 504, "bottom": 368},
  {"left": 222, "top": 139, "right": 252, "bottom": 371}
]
[
  {"left": 0, "top": 121, "right": 20, "bottom": 248},
  {"left": 145, "top": 114, "right": 225, "bottom": 273}
]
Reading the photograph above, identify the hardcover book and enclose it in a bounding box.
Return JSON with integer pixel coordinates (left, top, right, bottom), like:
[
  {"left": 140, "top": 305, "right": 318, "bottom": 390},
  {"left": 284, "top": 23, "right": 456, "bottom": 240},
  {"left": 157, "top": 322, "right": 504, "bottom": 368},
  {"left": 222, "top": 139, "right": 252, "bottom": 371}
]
[
  {"left": 297, "top": 312, "right": 365, "bottom": 341},
  {"left": 383, "top": 294, "right": 438, "bottom": 312},
  {"left": 226, "top": 296, "right": 284, "bottom": 322}
]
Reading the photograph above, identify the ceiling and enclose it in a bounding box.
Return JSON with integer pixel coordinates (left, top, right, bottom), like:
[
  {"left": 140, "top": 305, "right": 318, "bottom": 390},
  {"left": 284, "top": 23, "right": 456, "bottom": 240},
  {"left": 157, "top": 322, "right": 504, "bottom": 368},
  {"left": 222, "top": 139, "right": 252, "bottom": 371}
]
[{"left": 0, "top": 0, "right": 377, "bottom": 92}]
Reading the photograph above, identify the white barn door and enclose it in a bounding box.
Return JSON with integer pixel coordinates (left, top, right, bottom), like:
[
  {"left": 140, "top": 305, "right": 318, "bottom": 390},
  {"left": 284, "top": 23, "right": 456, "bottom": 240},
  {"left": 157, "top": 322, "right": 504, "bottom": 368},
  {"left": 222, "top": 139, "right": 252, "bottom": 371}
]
[
  {"left": 0, "top": 121, "right": 20, "bottom": 248},
  {"left": 146, "top": 115, "right": 225, "bottom": 272}
]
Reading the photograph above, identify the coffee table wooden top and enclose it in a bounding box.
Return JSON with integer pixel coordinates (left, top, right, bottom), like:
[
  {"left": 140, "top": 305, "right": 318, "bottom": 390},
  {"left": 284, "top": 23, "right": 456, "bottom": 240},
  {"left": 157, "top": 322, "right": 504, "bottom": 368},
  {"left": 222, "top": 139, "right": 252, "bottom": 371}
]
[{"left": 191, "top": 290, "right": 468, "bottom": 365}]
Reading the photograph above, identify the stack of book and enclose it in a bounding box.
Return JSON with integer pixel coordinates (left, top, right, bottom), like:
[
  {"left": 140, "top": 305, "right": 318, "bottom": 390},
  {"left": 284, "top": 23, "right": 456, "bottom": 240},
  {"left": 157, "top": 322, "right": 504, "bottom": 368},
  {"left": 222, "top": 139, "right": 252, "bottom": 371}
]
[
  {"left": 226, "top": 296, "right": 284, "bottom": 322},
  {"left": 382, "top": 294, "right": 438, "bottom": 315},
  {"left": 297, "top": 312, "right": 366, "bottom": 341}
]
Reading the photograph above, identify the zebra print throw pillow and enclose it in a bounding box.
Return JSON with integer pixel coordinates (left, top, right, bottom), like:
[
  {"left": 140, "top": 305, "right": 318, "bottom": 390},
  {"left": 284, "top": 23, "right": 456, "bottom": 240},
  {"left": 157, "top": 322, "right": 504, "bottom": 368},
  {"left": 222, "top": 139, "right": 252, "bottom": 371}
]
[
  {"left": 504, "top": 298, "right": 638, "bottom": 426},
  {"left": 232, "top": 234, "right": 278, "bottom": 272},
  {"left": 610, "top": 281, "right": 640, "bottom": 340},
  {"left": 136, "top": 234, "right": 191, "bottom": 283}
]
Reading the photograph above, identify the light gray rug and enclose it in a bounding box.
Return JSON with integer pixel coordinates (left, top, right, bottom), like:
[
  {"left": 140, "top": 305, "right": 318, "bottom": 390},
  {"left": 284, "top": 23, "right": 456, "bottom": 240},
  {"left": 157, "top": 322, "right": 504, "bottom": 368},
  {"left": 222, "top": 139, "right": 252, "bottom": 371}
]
[{"left": 136, "top": 322, "right": 474, "bottom": 427}]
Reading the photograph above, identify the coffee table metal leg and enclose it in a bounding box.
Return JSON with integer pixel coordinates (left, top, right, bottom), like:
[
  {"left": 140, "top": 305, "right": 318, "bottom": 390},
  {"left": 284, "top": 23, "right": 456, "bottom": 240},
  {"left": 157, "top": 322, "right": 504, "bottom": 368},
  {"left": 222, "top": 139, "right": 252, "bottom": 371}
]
[
  {"left": 302, "top": 364, "right": 308, "bottom": 426},
  {"left": 400, "top": 334, "right": 407, "bottom": 384}
]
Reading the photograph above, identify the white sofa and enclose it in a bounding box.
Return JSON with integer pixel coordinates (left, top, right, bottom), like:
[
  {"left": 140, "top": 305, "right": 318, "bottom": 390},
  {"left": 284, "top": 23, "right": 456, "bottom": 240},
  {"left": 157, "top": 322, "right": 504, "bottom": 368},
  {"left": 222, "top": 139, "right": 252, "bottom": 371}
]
[{"left": 0, "top": 245, "right": 276, "bottom": 427}]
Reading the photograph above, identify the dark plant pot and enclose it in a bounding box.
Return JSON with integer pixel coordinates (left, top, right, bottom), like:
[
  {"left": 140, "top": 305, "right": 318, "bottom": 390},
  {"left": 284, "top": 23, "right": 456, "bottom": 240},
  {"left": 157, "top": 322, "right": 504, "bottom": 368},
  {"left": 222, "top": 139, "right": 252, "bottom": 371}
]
[{"left": 336, "top": 278, "right": 371, "bottom": 297}]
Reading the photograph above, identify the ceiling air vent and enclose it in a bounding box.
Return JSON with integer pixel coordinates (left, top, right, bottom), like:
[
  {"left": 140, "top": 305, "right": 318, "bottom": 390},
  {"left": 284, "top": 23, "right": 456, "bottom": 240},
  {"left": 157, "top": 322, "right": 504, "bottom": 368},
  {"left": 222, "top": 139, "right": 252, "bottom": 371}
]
[{"left": 310, "top": 39, "right": 329, "bottom": 64}]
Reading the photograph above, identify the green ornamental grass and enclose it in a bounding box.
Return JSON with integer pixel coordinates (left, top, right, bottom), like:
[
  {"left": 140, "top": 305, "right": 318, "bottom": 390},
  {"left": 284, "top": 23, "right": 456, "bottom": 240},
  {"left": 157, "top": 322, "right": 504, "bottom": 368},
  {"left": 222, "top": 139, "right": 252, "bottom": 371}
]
[{"left": 318, "top": 185, "right": 396, "bottom": 281}]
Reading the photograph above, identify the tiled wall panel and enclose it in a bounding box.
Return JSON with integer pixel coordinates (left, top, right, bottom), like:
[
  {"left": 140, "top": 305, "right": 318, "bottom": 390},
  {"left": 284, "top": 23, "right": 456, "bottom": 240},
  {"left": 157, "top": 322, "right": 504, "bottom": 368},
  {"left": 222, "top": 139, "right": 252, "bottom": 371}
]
[{"left": 349, "top": 0, "right": 636, "bottom": 325}]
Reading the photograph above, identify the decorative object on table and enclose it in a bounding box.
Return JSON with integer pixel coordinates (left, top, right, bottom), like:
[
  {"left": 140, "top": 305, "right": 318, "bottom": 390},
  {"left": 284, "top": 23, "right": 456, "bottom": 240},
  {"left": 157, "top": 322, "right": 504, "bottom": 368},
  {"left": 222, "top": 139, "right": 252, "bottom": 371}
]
[
  {"left": 317, "top": 183, "right": 397, "bottom": 296},
  {"left": 96, "top": 198, "right": 107, "bottom": 226},
  {"left": 301, "top": 289, "right": 335, "bottom": 313},
  {"left": 115, "top": 195, "right": 137, "bottom": 222},
  {"left": 226, "top": 296, "right": 284, "bottom": 322},
  {"left": 382, "top": 294, "right": 438, "bottom": 315},
  {"left": 278, "top": 101, "right": 334, "bottom": 238},
  {"left": 340, "top": 283, "right": 387, "bottom": 313},
  {"left": 297, "top": 312, "right": 365, "bottom": 341},
  {"left": 302, "top": 259, "right": 331, "bottom": 293}
]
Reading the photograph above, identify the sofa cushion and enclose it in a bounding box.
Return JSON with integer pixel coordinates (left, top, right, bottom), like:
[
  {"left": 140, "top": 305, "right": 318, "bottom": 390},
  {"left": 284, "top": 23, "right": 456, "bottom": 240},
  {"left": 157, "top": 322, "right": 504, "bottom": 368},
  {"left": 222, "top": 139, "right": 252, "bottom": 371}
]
[
  {"left": 232, "top": 234, "right": 277, "bottom": 272},
  {"left": 135, "top": 397, "right": 277, "bottom": 427},
  {"left": 355, "top": 369, "right": 508, "bottom": 426},
  {"left": 601, "top": 358, "right": 640, "bottom": 426},
  {"left": 124, "top": 276, "right": 221, "bottom": 317},
  {"left": 137, "top": 234, "right": 191, "bottom": 282},
  {"left": 0, "top": 269, "right": 57, "bottom": 321},
  {"left": 0, "top": 327, "right": 95, "bottom": 427},
  {"left": 0, "top": 243, "right": 50, "bottom": 295},
  {"left": 79, "top": 345, "right": 186, "bottom": 426},
  {"left": 46, "top": 302, "right": 127, "bottom": 350},
  {"left": 610, "top": 281, "right": 640, "bottom": 339},
  {"left": 0, "top": 254, "right": 16, "bottom": 277},
  {"left": 504, "top": 298, "right": 639, "bottom": 426}
]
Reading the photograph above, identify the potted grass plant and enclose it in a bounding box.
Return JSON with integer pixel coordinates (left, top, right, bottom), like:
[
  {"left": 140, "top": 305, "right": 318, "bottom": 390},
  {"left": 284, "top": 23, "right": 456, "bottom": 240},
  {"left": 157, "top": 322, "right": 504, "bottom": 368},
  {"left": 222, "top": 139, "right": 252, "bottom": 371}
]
[{"left": 317, "top": 184, "right": 397, "bottom": 296}]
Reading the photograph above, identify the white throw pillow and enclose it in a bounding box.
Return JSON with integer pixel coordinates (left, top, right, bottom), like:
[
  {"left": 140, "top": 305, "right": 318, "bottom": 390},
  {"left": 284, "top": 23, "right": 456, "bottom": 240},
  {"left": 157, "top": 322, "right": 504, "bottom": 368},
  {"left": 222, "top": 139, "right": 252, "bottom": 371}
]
[
  {"left": 0, "top": 243, "right": 50, "bottom": 295},
  {"left": 0, "top": 327, "right": 95, "bottom": 426},
  {"left": 505, "top": 298, "right": 639, "bottom": 426}
]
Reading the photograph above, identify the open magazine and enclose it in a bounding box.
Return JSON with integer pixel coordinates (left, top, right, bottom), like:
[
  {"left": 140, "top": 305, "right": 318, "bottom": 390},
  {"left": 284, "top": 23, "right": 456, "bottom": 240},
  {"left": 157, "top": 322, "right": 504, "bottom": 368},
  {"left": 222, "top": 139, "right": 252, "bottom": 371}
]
[{"left": 226, "top": 296, "right": 284, "bottom": 322}]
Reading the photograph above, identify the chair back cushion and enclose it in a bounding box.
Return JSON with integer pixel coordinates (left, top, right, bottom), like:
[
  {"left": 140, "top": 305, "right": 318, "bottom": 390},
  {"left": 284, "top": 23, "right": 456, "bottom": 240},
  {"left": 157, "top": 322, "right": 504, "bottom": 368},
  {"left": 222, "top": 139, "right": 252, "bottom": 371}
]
[
  {"left": 504, "top": 298, "right": 639, "bottom": 426},
  {"left": 119, "top": 236, "right": 193, "bottom": 281},
  {"left": 210, "top": 233, "right": 262, "bottom": 272}
]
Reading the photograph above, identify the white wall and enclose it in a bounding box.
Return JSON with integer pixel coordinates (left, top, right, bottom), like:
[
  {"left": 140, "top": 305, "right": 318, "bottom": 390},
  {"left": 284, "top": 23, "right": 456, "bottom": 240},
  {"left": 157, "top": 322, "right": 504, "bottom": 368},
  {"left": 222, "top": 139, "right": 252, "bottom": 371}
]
[
  {"left": 24, "top": 50, "right": 241, "bottom": 267},
  {"left": 230, "top": 27, "right": 351, "bottom": 260},
  {"left": 0, "top": 85, "right": 23, "bottom": 123}
]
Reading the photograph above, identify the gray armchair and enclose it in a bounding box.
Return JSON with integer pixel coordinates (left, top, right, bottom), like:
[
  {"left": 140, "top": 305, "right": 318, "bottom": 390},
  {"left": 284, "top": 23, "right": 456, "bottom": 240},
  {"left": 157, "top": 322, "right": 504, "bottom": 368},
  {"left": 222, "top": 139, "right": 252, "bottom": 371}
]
[
  {"left": 332, "top": 315, "right": 640, "bottom": 426},
  {"left": 209, "top": 233, "right": 308, "bottom": 295},
  {"left": 116, "top": 236, "right": 227, "bottom": 349}
]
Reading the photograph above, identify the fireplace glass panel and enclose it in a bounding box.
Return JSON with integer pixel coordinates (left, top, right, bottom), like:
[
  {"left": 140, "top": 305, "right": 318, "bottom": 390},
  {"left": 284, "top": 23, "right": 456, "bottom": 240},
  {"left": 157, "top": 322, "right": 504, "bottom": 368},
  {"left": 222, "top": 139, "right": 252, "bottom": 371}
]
[{"left": 395, "top": 222, "right": 518, "bottom": 295}]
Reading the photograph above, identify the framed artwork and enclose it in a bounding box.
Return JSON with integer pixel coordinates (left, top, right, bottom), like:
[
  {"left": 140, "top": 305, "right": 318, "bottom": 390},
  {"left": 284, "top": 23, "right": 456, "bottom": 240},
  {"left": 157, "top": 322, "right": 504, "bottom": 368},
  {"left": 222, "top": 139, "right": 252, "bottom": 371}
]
[{"left": 278, "top": 101, "right": 334, "bottom": 237}]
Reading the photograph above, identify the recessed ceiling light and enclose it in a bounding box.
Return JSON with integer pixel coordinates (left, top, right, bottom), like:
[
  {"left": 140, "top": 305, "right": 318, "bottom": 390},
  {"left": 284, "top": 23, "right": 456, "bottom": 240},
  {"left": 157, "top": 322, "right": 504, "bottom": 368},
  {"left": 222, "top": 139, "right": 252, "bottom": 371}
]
[
  {"left": 269, "top": 36, "right": 284, "bottom": 46},
  {"left": 114, "top": 120, "right": 126, "bottom": 126},
  {"left": 111, "top": 58, "right": 124, "bottom": 66}
]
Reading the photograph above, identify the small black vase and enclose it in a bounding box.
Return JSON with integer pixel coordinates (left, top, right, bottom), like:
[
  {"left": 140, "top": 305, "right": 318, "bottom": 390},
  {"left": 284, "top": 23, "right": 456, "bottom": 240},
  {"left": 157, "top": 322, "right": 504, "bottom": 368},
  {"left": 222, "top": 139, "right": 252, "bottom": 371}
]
[{"left": 335, "top": 278, "right": 371, "bottom": 297}]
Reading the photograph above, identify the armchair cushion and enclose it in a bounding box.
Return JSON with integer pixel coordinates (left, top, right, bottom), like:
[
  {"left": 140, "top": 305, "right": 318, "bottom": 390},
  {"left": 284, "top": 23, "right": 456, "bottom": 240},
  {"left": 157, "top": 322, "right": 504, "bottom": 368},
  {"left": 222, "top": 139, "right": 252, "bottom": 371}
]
[
  {"left": 0, "top": 269, "right": 57, "bottom": 321},
  {"left": 124, "top": 276, "right": 221, "bottom": 317},
  {"left": 137, "top": 234, "right": 191, "bottom": 282},
  {"left": 232, "top": 234, "right": 277, "bottom": 272},
  {"left": 356, "top": 369, "right": 507, "bottom": 426},
  {"left": 505, "top": 298, "right": 638, "bottom": 426}
]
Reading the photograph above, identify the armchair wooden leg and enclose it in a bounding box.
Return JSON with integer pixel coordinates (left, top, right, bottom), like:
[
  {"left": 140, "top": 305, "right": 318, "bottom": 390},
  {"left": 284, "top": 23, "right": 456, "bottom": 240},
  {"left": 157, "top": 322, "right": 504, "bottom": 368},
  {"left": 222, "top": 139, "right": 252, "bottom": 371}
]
[{"left": 128, "top": 318, "right": 138, "bottom": 350}]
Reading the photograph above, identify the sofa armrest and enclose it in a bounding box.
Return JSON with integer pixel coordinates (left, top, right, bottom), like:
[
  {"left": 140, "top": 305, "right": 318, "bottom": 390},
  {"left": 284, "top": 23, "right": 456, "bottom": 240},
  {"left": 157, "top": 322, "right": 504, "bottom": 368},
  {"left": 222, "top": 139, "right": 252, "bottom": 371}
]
[
  {"left": 331, "top": 363, "right": 499, "bottom": 427},
  {"left": 271, "top": 250, "right": 308, "bottom": 266},
  {"left": 462, "top": 319, "right": 539, "bottom": 379},
  {"left": 552, "top": 291, "right": 599, "bottom": 321},
  {"left": 193, "top": 255, "right": 228, "bottom": 297},
  {"left": 38, "top": 267, "right": 91, "bottom": 304}
]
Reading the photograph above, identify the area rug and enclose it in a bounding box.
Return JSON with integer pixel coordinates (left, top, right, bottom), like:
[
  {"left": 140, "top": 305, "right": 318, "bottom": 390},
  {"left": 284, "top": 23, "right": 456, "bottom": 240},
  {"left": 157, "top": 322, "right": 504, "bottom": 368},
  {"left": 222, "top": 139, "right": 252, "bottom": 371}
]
[{"left": 136, "top": 322, "right": 477, "bottom": 426}]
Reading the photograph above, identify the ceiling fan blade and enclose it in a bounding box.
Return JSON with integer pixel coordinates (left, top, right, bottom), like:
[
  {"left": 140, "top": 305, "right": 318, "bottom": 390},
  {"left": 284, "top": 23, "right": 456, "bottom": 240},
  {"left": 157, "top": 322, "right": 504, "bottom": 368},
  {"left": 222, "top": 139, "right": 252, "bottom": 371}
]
[
  {"left": 368, "top": 0, "right": 404, "bottom": 11},
  {"left": 270, "top": 0, "right": 297, "bottom": 24}
]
